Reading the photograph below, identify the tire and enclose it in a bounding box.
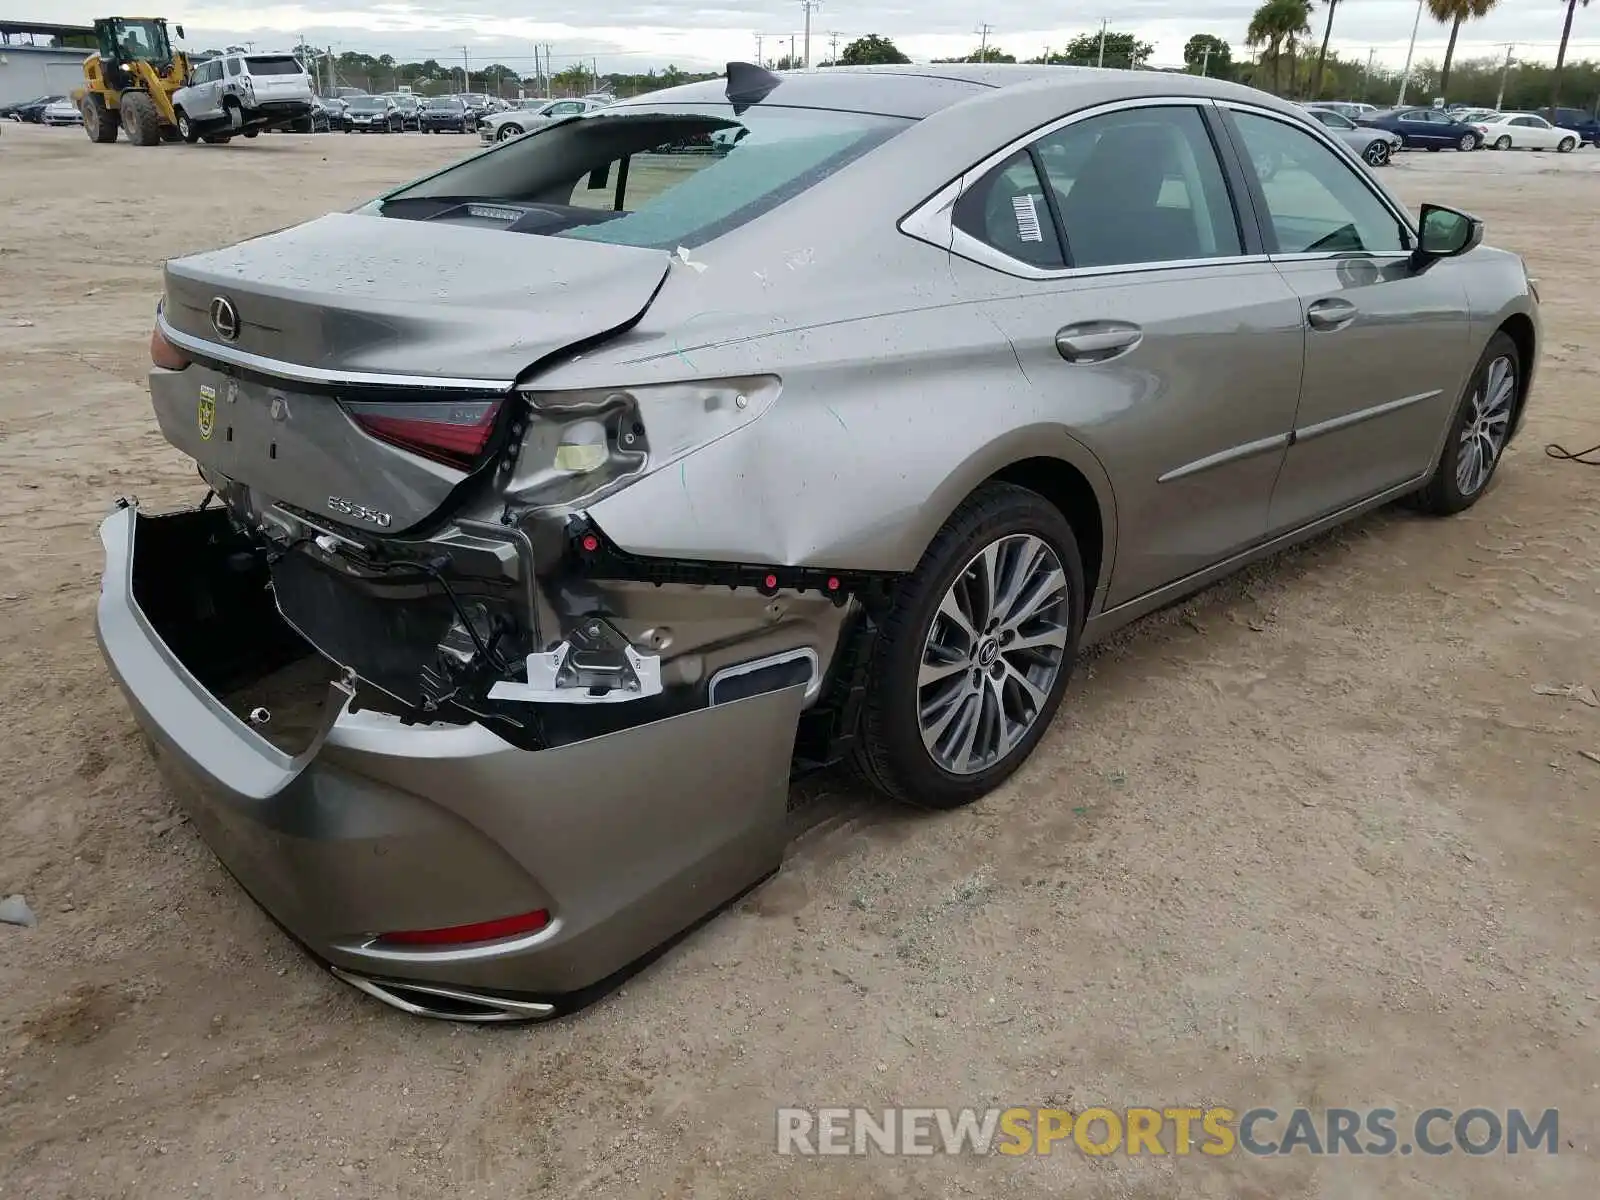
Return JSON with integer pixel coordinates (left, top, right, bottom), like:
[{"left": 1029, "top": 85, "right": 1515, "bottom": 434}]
[
  {"left": 175, "top": 109, "right": 200, "bottom": 143},
  {"left": 1362, "top": 139, "right": 1391, "bottom": 167},
  {"left": 497, "top": 123, "right": 522, "bottom": 141},
  {"left": 853, "top": 482, "right": 1085, "bottom": 808},
  {"left": 289, "top": 116, "right": 313, "bottom": 133},
  {"left": 1426, "top": 144, "right": 1441, "bottom": 152},
  {"left": 1559, "top": 136, "right": 1576, "bottom": 153},
  {"left": 201, "top": 133, "right": 232, "bottom": 145},
  {"left": 1413, "top": 331, "right": 1521, "bottom": 516},
  {"left": 1458, "top": 133, "right": 1478, "bottom": 151},
  {"left": 242, "top": 128, "right": 259, "bottom": 138},
  {"left": 119, "top": 91, "right": 162, "bottom": 146},
  {"left": 1495, "top": 135, "right": 1512, "bottom": 150},
  {"left": 81, "top": 94, "right": 118, "bottom": 143}
]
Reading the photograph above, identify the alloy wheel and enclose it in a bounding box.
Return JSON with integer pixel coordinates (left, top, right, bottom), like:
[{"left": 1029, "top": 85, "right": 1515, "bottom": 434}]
[
  {"left": 917, "top": 534, "right": 1071, "bottom": 775},
  {"left": 1456, "top": 355, "right": 1516, "bottom": 497},
  {"left": 1495, "top": 135, "right": 1512, "bottom": 150},
  {"left": 1460, "top": 133, "right": 1477, "bottom": 151},
  {"left": 1364, "top": 141, "right": 1390, "bottom": 167}
]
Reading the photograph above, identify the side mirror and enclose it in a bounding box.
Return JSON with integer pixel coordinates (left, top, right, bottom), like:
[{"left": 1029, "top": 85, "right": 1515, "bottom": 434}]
[
  {"left": 1411, "top": 203, "right": 1482, "bottom": 270},
  {"left": 175, "top": 24, "right": 185, "bottom": 39}
]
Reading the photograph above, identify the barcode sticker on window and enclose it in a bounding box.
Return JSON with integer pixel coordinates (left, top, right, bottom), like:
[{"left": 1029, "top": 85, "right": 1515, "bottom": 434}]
[{"left": 1012, "top": 193, "right": 1044, "bottom": 243}]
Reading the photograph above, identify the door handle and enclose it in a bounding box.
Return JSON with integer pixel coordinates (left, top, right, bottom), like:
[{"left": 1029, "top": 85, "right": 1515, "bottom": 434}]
[
  {"left": 1305, "top": 298, "right": 1357, "bottom": 331},
  {"left": 1055, "top": 321, "right": 1143, "bottom": 363}
]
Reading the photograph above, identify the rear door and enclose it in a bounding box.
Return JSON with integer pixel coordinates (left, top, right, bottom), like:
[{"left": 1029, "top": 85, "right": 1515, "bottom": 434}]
[
  {"left": 1219, "top": 103, "right": 1472, "bottom": 533},
  {"left": 951, "top": 101, "right": 1307, "bottom": 606}
]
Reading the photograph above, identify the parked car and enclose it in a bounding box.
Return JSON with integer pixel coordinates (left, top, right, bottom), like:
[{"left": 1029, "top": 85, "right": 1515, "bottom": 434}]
[
  {"left": 1304, "top": 100, "right": 1378, "bottom": 122},
  {"left": 1544, "top": 106, "right": 1600, "bottom": 146},
  {"left": 419, "top": 95, "right": 473, "bottom": 133},
  {"left": 171, "top": 50, "right": 316, "bottom": 142},
  {"left": 383, "top": 92, "right": 422, "bottom": 130},
  {"left": 1302, "top": 105, "right": 1401, "bottom": 166},
  {"left": 318, "top": 96, "right": 348, "bottom": 131},
  {"left": 1357, "top": 106, "right": 1483, "bottom": 151},
  {"left": 2, "top": 94, "right": 65, "bottom": 122},
  {"left": 117, "top": 64, "right": 1537, "bottom": 1021},
  {"left": 344, "top": 95, "right": 402, "bottom": 133},
  {"left": 1454, "top": 107, "right": 1501, "bottom": 125},
  {"left": 478, "top": 95, "right": 603, "bottom": 142},
  {"left": 1475, "top": 111, "right": 1581, "bottom": 152},
  {"left": 41, "top": 97, "right": 84, "bottom": 127}
]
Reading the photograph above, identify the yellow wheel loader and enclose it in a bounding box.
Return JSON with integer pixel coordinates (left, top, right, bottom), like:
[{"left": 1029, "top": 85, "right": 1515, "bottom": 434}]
[{"left": 73, "top": 17, "right": 190, "bottom": 146}]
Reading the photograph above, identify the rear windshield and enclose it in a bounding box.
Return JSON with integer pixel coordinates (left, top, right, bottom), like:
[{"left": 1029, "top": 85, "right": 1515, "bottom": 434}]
[
  {"left": 381, "top": 103, "right": 911, "bottom": 250},
  {"left": 246, "top": 56, "right": 304, "bottom": 76}
]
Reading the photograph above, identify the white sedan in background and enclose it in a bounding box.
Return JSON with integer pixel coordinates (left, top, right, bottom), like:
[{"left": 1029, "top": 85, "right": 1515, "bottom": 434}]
[
  {"left": 477, "top": 96, "right": 607, "bottom": 142},
  {"left": 42, "top": 97, "right": 83, "bottom": 126},
  {"left": 1474, "top": 111, "right": 1582, "bottom": 152}
]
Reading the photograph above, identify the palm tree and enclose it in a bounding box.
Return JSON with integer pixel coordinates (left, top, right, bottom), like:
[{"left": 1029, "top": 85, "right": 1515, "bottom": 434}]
[
  {"left": 1311, "top": 0, "right": 1340, "bottom": 99},
  {"left": 1550, "top": 0, "right": 1591, "bottom": 117},
  {"left": 1248, "top": 0, "right": 1312, "bottom": 95},
  {"left": 1427, "top": 0, "right": 1499, "bottom": 98}
]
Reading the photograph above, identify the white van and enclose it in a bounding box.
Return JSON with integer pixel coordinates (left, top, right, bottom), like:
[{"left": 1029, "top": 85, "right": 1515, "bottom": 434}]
[{"left": 171, "top": 51, "right": 315, "bottom": 142}]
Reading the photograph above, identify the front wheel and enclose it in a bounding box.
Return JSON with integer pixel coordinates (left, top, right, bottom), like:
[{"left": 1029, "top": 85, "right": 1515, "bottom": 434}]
[
  {"left": 1559, "top": 136, "right": 1577, "bottom": 153},
  {"left": 1363, "top": 139, "right": 1391, "bottom": 167},
  {"left": 497, "top": 123, "right": 522, "bottom": 141},
  {"left": 1458, "top": 133, "right": 1479, "bottom": 151},
  {"left": 241, "top": 127, "right": 259, "bottom": 138},
  {"left": 176, "top": 110, "right": 199, "bottom": 143},
  {"left": 1413, "top": 332, "right": 1520, "bottom": 516},
  {"left": 1494, "top": 135, "right": 1512, "bottom": 150},
  {"left": 853, "top": 483, "right": 1084, "bottom": 808}
]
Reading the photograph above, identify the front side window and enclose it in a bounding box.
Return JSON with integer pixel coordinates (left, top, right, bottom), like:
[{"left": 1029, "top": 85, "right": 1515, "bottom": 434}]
[
  {"left": 1231, "top": 111, "right": 1409, "bottom": 255},
  {"left": 952, "top": 151, "right": 1065, "bottom": 268},
  {"left": 384, "top": 103, "right": 910, "bottom": 250}
]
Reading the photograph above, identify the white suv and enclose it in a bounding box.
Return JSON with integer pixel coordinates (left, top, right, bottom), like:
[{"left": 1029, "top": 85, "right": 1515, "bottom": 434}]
[{"left": 172, "top": 51, "right": 314, "bottom": 143}]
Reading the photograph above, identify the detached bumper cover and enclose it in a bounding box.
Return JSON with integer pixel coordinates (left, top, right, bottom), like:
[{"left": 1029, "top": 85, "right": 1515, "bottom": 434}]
[{"left": 95, "top": 502, "right": 804, "bottom": 1002}]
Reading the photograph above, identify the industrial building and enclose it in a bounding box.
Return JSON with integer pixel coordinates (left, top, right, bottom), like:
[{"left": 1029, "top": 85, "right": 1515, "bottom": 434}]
[{"left": 0, "top": 21, "right": 94, "bottom": 106}]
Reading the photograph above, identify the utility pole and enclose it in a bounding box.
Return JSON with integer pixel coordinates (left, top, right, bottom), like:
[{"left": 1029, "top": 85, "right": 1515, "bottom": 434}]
[
  {"left": 1200, "top": 43, "right": 1210, "bottom": 77},
  {"left": 1096, "top": 18, "right": 1108, "bottom": 68},
  {"left": 801, "top": 0, "right": 820, "bottom": 68},
  {"left": 790, "top": 33, "right": 796, "bottom": 67},
  {"left": 976, "top": 22, "right": 994, "bottom": 62},
  {"left": 1495, "top": 43, "right": 1515, "bottom": 111},
  {"left": 459, "top": 46, "right": 470, "bottom": 93},
  {"left": 1396, "top": 0, "right": 1424, "bottom": 107},
  {"left": 755, "top": 33, "right": 764, "bottom": 66},
  {"left": 1358, "top": 47, "right": 1375, "bottom": 101},
  {"left": 545, "top": 44, "right": 553, "bottom": 97},
  {"left": 829, "top": 31, "right": 841, "bottom": 64}
]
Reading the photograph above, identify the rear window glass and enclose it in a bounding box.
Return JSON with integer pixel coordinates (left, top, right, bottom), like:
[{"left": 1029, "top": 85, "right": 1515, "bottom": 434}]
[
  {"left": 246, "top": 56, "right": 304, "bottom": 76},
  {"left": 382, "top": 103, "right": 911, "bottom": 250}
]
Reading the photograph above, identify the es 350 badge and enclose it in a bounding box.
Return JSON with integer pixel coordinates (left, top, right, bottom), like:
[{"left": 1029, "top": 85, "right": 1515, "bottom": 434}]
[{"left": 197, "top": 384, "right": 217, "bottom": 441}]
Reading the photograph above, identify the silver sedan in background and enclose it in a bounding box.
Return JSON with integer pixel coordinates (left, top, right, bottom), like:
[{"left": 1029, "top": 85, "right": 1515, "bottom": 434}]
[
  {"left": 1302, "top": 104, "right": 1402, "bottom": 166},
  {"left": 104, "top": 64, "right": 1538, "bottom": 1020}
]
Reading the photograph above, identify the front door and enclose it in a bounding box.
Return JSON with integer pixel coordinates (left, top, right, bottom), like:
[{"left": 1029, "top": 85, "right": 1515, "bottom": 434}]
[
  {"left": 1222, "top": 106, "right": 1474, "bottom": 534},
  {"left": 948, "top": 102, "right": 1307, "bottom": 606}
]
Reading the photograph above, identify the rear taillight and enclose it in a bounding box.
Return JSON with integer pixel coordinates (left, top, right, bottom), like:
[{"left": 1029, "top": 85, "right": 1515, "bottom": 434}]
[
  {"left": 377, "top": 909, "right": 549, "bottom": 946},
  {"left": 150, "top": 323, "right": 190, "bottom": 370},
  {"left": 344, "top": 398, "right": 502, "bottom": 470}
]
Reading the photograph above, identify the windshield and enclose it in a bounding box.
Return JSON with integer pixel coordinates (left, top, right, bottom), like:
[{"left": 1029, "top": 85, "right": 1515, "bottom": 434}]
[
  {"left": 431, "top": 99, "right": 465, "bottom": 112},
  {"left": 108, "top": 18, "right": 170, "bottom": 63},
  {"left": 349, "top": 99, "right": 386, "bottom": 112},
  {"left": 387, "top": 95, "right": 419, "bottom": 108},
  {"left": 383, "top": 103, "right": 910, "bottom": 250}
]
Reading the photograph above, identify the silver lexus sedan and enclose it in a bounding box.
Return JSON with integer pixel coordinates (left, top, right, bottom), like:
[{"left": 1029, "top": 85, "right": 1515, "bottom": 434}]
[{"left": 103, "top": 63, "right": 1538, "bottom": 1020}]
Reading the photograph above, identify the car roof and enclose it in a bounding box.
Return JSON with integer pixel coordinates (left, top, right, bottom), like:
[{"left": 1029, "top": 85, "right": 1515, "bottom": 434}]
[{"left": 608, "top": 62, "right": 1287, "bottom": 121}]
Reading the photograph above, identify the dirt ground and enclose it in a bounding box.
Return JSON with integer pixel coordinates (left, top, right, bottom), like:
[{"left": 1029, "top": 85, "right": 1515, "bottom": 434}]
[{"left": 1, "top": 122, "right": 1597, "bottom": 1199}]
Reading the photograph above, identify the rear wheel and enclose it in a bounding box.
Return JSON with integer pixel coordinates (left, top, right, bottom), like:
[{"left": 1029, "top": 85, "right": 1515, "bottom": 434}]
[
  {"left": 242, "top": 128, "right": 259, "bottom": 138},
  {"left": 1559, "top": 136, "right": 1577, "bottom": 152},
  {"left": 289, "top": 116, "right": 313, "bottom": 133},
  {"left": 853, "top": 483, "right": 1084, "bottom": 809},
  {"left": 1413, "top": 332, "right": 1520, "bottom": 516},
  {"left": 119, "top": 91, "right": 162, "bottom": 146},
  {"left": 201, "top": 133, "right": 232, "bottom": 145},
  {"left": 81, "top": 94, "right": 118, "bottom": 143}
]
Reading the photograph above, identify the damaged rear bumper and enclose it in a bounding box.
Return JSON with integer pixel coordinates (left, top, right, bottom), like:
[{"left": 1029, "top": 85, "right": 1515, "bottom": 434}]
[{"left": 95, "top": 500, "right": 806, "bottom": 1016}]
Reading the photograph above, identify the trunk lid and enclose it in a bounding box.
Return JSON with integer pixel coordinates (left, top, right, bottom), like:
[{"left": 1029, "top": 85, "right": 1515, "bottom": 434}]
[{"left": 154, "top": 212, "right": 671, "bottom": 532}]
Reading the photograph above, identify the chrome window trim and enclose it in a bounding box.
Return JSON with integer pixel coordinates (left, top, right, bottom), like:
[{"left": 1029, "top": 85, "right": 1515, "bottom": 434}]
[
  {"left": 898, "top": 95, "right": 1273, "bottom": 282},
  {"left": 1217, "top": 99, "right": 1419, "bottom": 259},
  {"left": 157, "top": 310, "right": 516, "bottom": 393}
]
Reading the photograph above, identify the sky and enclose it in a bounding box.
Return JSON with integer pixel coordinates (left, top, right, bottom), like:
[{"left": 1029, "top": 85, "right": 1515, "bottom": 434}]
[{"left": 1, "top": 1, "right": 1594, "bottom": 76}]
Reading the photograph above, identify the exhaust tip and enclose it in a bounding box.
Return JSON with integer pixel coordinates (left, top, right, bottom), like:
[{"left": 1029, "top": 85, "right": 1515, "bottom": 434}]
[{"left": 329, "top": 966, "right": 557, "bottom": 1023}]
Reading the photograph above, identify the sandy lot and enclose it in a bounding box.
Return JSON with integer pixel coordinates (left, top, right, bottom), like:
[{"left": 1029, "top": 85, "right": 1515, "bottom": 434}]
[{"left": 1, "top": 122, "right": 1597, "bottom": 1198}]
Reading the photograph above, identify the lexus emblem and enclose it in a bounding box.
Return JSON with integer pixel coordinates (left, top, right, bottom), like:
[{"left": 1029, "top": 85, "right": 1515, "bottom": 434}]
[{"left": 208, "top": 296, "right": 240, "bottom": 342}]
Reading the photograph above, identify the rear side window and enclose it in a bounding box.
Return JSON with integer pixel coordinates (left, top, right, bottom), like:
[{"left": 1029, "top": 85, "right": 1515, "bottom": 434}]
[
  {"left": 246, "top": 56, "right": 304, "bottom": 76},
  {"left": 953, "top": 150, "right": 1065, "bottom": 268},
  {"left": 1230, "top": 111, "right": 1409, "bottom": 254},
  {"left": 226, "top": 58, "right": 241, "bottom": 77},
  {"left": 385, "top": 104, "right": 911, "bottom": 250}
]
